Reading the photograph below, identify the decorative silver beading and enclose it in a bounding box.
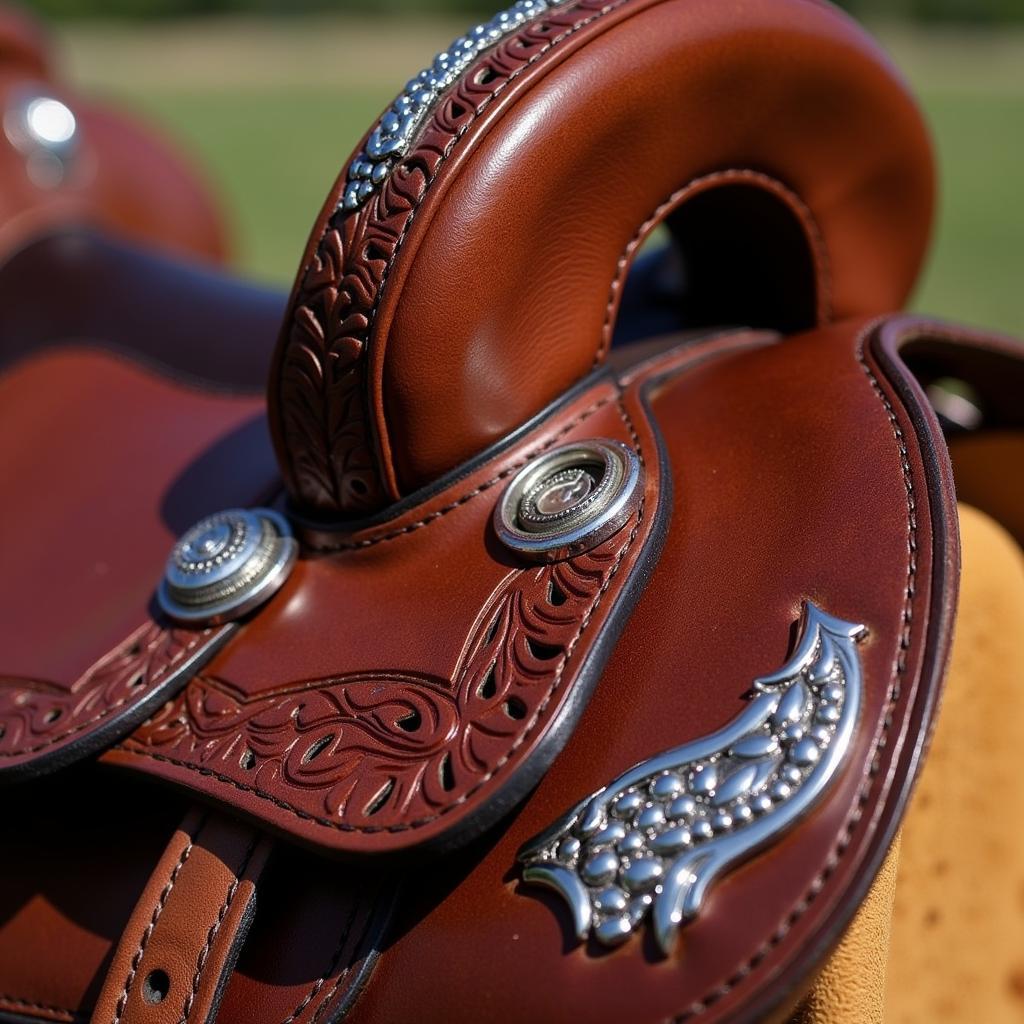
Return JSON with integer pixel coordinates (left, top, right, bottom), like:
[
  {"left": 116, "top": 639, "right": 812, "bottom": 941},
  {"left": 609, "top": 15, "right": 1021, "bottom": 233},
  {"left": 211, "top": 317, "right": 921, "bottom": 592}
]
[
  {"left": 494, "top": 440, "right": 642, "bottom": 562},
  {"left": 3, "top": 90, "right": 79, "bottom": 189},
  {"left": 518, "top": 602, "right": 866, "bottom": 955},
  {"left": 157, "top": 509, "right": 298, "bottom": 626},
  {"left": 342, "top": 0, "right": 572, "bottom": 212}
]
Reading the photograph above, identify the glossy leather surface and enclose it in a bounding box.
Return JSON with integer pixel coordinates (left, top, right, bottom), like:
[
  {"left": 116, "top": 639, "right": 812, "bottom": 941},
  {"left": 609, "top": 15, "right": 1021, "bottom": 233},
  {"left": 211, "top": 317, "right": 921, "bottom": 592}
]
[
  {"left": 0, "top": 0, "right": 1010, "bottom": 1019},
  {"left": 0, "top": 314, "right": 973, "bottom": 1023},
  {"left": 270, "top": 0, "right": 934, "bottom": 516}
]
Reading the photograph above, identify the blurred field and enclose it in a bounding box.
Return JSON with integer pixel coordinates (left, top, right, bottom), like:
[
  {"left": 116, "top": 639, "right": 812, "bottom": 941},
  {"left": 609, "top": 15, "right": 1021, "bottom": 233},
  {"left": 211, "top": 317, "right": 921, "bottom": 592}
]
[{"left": 55, "top": 15, "right": 1024, "bottom": 334}]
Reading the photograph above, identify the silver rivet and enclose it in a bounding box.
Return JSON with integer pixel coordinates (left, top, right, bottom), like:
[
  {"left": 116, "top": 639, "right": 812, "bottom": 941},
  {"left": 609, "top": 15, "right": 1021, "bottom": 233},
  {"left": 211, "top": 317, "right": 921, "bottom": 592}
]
[
  {"left": 494, "top": 439, "right": 642, "bottom": 562},
  {"left": 157, "top": 508, "right": 297, "bottom": 625}
]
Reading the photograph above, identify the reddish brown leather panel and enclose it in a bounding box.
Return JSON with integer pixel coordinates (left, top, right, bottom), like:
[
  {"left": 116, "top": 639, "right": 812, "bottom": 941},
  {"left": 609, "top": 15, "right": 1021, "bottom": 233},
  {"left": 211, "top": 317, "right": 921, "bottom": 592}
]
[
  {"left": 90, "top": 811, "right": 271, "bottom": 1024},
  {"left": 0, "top": 350, "right": 279, "bottom": 779},
  {"left": 0, "top": 622, "right": 230, "bottom": 782},
  {"left": 269, "top": 0, "right": 933, "bottom": 516},
  {"left": 335, "top": 317, "right": 956, "bottom": 1024},
  {"left": 108, "top": 365, "right": 669, "bottom": 854},
  {"left": 218, "top": 848, "right": 393, "bottom": 1024}
]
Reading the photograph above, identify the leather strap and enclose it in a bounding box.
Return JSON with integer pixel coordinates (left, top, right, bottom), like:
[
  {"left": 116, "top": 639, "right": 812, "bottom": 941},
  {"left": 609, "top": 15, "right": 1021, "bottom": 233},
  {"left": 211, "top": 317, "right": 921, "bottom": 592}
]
[{"left": 91, "top": 810, "right": 271, "bottom": 1024}]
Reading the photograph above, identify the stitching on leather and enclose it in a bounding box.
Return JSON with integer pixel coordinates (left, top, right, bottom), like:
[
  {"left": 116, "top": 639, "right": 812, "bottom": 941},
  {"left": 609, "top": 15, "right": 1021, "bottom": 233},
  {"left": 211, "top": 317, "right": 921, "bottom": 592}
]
[
  {"left": 178, "top": 833, "right": 260, "bottom": 1024},
  {"left": 0, "top": 627, "right": 218, "bottom": 759},
  {"left": 304, "top": 392, "right": 615, "bottom": 553},
  {"left": 113, "top": 816, "right": 207, "bottom": 1024},
  {"left": 598, "top": 168, "right": 833, "bottom": 365},
  {"left": 672, "top": 316, "right": 919, "bottom": 1020},
  {"left": 279, "top": 890, "right": 362, "bottom": 1024},
  {"left": 306, "top": 896, "right": 379, "bottom": 1024},
  {"left": 117, "top": 394, "right": 648, "bottom": 835},
  {"left": 0, "top": 995, "right": 84, "bottom": 1022},
  {"left": 305, "top": 917, "right": 378, "bottom": 1024},
  {"left": 278, "top": 0, "right": 633, "bottom": 498}
]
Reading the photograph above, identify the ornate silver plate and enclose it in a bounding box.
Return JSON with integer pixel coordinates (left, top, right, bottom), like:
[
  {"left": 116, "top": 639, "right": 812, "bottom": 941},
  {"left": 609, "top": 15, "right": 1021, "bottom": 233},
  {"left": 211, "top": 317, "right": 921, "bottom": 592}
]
[{"left": 518, "top": 602, "right": 866, "bottom": 955}]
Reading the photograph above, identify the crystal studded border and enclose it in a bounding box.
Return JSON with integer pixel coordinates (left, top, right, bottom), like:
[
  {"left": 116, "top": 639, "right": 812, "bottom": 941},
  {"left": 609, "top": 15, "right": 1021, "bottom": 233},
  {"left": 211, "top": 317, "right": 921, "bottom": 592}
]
[{"left": 342, "top": 0, "right": 574, "bottom": 211}]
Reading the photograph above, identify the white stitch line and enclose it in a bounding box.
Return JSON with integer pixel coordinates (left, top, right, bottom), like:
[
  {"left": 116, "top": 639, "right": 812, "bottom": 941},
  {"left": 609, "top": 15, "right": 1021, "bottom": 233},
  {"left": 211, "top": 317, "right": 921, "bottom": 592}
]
[
  {"left": 671, "top": 316, "right": 920, "bottom": 1020},
  {"left": 113, "top": 818, "right": 206, "bottom": 1024},
  {"left": 117, "top": 393, "right": 650, "bottom": 837},
  {"left": 599, "top": 168, "right": 833, "bottom": 365}
]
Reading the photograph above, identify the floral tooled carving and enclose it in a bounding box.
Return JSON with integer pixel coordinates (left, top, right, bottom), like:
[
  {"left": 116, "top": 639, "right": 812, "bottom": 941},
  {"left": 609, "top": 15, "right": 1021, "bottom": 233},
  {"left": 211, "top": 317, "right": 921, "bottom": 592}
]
[
  {"left": 122, "top": 537, "right": 625, "bottom": 831},
  {"left": 273, "top": 0, "right": 618, "bottom": 516},
  {"left": 0, "top": 622, "right": 216, "bottom": 763}
]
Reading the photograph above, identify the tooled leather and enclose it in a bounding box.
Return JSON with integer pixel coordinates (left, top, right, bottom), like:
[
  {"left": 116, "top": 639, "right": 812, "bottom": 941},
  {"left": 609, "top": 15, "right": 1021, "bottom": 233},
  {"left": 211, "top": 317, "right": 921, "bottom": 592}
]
[
  {"left": 328, "top": 320, "right": 958, "bottom": 1024},
  {"left": 0, "top": 623, "right": 226, "bottom": 776},
  {"left": 272, "top": 0, "right": 933, "bottom": 519},
  {"left": 117, "top": 535, "right": 635, "bottom": 835},
  {"left": 108, "top": 372, "right": 664, "bottom": 854},
  {"left": 272, "top": 0, "right": 627, "bottom": 516}
]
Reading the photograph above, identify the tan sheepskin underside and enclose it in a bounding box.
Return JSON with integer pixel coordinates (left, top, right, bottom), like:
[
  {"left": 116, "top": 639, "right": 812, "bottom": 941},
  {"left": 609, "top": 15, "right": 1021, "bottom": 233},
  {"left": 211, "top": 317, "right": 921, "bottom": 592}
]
[{"left": 792, "top": 501, "right": 1024, "bottom": 1023}]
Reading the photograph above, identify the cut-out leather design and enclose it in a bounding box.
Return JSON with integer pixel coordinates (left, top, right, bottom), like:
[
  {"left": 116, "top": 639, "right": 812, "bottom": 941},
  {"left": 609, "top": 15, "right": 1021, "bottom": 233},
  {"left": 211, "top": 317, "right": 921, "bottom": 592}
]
[
  {"left": 272, "top": 0, "right": 620, "bottom": 516},
  {"left": 119, "top": 536, "right": 633, "bottom": 834},
  {"left": 0, "top": 621, "right": 227, "bottom": 780}
]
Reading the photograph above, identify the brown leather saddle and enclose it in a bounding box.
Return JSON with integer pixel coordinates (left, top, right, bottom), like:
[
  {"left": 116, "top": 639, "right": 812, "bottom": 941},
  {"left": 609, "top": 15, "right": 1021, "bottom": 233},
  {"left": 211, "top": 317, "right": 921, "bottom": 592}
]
[{"left": 2, "top": 1, "right": 1023, "bottom": 1022}]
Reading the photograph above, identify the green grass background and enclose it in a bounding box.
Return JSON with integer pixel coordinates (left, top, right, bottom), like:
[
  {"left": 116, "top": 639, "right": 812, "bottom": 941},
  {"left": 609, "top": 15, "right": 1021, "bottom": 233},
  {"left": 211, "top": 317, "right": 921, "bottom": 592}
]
[{"left": 55, "top": 16, "right": 1024, "bottom": 335}]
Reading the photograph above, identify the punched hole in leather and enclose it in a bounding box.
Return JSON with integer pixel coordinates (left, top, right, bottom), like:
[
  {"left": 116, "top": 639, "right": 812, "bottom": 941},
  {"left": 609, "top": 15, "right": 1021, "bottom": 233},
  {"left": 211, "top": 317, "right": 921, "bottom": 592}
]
[{"left": 90, "top": 809, "right": 272, "bottom": 1024}]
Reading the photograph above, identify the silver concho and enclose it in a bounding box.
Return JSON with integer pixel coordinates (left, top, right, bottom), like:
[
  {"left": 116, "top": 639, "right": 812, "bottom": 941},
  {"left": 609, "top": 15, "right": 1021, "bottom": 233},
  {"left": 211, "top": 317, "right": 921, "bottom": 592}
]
[
  {"left": 3, "top": 90, "right": 79, "bottom": 188},
  {"left": 342, "top": 0, "right": 573, "bottom": 212},
  {"left": 518, "top": 602, "right": 866, "bottom": 955},
  {"left": 157, "top": 508, "right": 298, "bottom": 626},
  {"left": 494, "top": 440, "right": 642, "bottom": 562}
]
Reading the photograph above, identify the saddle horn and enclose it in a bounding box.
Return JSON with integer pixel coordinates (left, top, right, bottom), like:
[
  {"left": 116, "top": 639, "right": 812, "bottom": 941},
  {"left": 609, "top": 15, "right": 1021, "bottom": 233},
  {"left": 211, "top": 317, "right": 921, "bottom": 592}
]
[{"left": 269, "top": 0, "right": 933, "bottom": 518}]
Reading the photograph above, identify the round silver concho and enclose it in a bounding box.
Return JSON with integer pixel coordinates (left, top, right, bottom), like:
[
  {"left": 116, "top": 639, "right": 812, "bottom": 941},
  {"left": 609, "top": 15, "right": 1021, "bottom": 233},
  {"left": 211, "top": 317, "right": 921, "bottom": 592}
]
[
  {"left": 494, "top": 440, "right": 643, "bottom": 562},
  {"left": 157, "top": 508, "right": 298, "bottom": 625}
]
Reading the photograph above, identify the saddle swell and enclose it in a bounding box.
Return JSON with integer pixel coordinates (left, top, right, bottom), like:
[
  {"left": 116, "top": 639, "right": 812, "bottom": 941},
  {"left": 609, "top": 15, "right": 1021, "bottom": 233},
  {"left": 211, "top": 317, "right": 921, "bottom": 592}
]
[
  {"left": 0, "top": 0, "right": 1019, "bottom": 1023},
  {"left": 269, "top": 0, "right": 933, "bottom": 517}
]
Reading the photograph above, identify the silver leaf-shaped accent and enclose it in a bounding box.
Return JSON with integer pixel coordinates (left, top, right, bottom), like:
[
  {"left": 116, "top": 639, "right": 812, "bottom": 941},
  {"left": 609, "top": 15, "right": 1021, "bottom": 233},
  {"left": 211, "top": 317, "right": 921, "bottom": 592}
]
[{"left": 517, "top": 602, "right": 866, "bottom": 956}]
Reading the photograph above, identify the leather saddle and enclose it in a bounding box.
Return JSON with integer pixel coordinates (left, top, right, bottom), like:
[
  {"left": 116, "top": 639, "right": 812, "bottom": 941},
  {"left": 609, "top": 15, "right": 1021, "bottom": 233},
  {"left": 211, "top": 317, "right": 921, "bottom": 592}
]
[{"left": 2, "top": 1, "right": 1023, "bottom": 1022}]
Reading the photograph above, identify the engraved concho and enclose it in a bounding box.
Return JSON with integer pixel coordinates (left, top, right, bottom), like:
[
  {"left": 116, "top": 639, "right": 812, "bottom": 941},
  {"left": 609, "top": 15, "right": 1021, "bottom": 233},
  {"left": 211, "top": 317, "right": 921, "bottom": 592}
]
[
  {"left": 518, "top": 602, "right": 867, "bottom": 955},
  {"left": 495, "top": 439, "right": 642, "bottom": 562},
  {"left": 158, "top": 508, "right": 298, "bottom": 626}
]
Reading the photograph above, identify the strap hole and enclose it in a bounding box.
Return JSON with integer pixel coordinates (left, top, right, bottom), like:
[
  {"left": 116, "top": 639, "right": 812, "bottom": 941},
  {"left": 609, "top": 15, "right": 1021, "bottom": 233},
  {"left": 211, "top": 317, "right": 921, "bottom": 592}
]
[
  {"left": 142, "top": 969, "right": 170, "bottom": 1005},
  {"left": 43, "top": 708, "right": 62, "bottom": 724}
]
